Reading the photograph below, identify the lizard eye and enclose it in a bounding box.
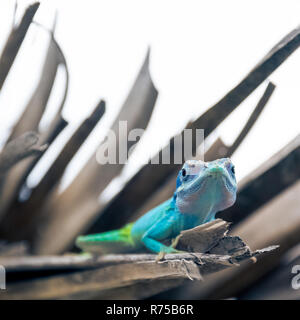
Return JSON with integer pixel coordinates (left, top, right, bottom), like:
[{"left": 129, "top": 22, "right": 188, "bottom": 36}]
[
  {"left": 231, "top": 165, "right": 235, "bottom": 175},
  {"left": 182, "top": 168, "right": 186, "bottom": 177}
]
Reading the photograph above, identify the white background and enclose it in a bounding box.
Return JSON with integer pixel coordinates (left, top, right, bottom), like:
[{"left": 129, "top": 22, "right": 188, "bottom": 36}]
[{"left": 1, "top": 0, "right": 300, "bottom": 199}]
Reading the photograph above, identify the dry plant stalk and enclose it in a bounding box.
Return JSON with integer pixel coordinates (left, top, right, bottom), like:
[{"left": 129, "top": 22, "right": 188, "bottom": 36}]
[{"left": 0, "top": 219, "right": 278, "bottom": 299}]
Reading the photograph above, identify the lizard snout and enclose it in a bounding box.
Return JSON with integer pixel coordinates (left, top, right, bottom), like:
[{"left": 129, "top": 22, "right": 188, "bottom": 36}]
[{"left": 207, "top": 165, "right": 224, "bottom": 176}]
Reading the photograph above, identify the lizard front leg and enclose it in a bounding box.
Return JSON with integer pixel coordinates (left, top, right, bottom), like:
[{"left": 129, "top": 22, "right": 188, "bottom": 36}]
[{"left": 141, "top": 216, "right": 182, "bottom": 261}]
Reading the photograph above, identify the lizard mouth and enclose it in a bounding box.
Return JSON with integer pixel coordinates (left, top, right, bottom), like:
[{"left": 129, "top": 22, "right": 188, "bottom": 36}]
[{"left": 206, "top": 166, "right": 236, "bottom": 191}]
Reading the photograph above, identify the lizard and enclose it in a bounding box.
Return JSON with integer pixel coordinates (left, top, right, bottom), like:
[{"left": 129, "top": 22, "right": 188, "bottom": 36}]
[{"left": 75, "top": 158, "right": 237, "bottom": 257}]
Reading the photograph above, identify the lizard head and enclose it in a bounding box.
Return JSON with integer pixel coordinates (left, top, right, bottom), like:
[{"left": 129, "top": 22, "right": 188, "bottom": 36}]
[{"left": 175, "top": 158, "right": 237, "bottom": 215}]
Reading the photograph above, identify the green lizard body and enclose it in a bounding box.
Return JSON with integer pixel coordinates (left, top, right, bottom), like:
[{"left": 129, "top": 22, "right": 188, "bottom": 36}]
[{"left": 76, "top": 158, "right": 237, "bottom": 255}]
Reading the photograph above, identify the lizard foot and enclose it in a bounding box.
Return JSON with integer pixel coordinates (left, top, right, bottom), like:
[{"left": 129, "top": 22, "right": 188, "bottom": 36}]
[
  {"left": 78, "top": 252, "right": 93, "bottom": 258},
  {"left": 155, "top": 248, "right": 187, "bottom": 262},
  {"left": 171, "top": 234, "right": 182, "bottom": 249},
  {"left": 155, "top": 251, "right": 166, "bottom": 262}
]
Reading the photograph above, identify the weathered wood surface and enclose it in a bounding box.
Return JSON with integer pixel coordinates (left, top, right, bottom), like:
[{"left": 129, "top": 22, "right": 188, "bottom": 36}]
[
  {"left": 34, "top": 50, "right": 159, "bottom": 254},
  {"left": 170, "top": 179, "right": 300, "bottom": 299},
  {"left": 0, "top": 251, "right": 246, "bottom": 273},
  {"left": 0, "top": 219, "right": 277, "bottom": 299},
  {"left": 0, "top": 3, "right": 40, "bottom": 91},
  {"left": 0, "top": 252, "right": 266, "bottom": 300}
]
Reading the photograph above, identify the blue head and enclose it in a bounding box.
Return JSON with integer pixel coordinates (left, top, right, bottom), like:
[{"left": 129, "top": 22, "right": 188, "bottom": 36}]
[{"left": 175, "top": 158, "right": 237, "bottom": 217}]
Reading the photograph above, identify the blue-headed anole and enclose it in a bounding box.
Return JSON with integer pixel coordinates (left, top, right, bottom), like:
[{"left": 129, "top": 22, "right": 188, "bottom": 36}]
[{"left": 76, "top": 158, "right": 237, "bottom": 257}]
